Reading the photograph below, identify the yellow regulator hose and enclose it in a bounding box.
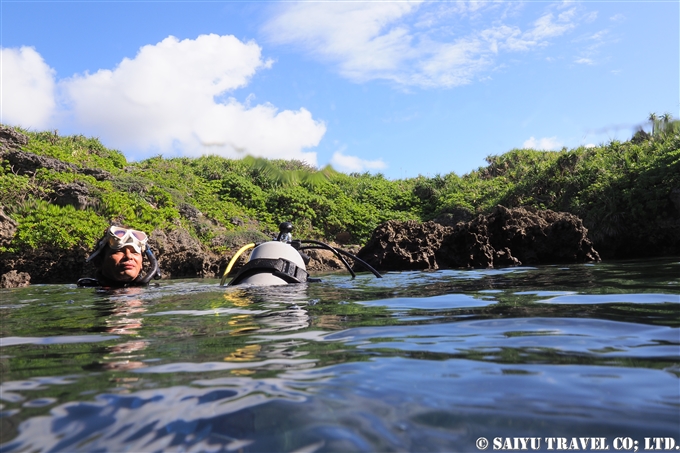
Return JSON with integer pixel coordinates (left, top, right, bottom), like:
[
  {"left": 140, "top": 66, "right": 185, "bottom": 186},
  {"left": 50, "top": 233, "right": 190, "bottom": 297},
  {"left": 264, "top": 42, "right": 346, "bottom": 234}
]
[{"left": 220, "top": 243, "right": 255, "bottom": 286}]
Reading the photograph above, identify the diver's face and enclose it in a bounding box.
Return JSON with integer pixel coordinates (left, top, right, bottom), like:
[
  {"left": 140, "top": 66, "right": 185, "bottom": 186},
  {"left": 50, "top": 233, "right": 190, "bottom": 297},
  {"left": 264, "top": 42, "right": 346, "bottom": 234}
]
[{"left": 101, "top": 246, "right": 143, "bottom": 282}]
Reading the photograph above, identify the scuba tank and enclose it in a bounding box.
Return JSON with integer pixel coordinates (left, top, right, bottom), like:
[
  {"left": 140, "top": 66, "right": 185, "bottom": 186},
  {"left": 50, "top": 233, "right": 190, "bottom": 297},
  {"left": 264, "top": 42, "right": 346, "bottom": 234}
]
[
  {"left": 221, "top": 222, "right": 382, "bottom": 286},
  {"left": 228, "top": 240, "right": 308, "bottom": 286},
  {"left": 222, "top": 222, "right": 308, "bottom": 286}
]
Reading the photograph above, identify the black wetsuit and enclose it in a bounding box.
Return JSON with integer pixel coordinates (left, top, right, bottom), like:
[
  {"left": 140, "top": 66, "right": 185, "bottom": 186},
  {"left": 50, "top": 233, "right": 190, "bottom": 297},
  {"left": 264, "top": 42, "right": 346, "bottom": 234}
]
[{"left": 77, "top": 272, "right": 149, "bottom": 288}]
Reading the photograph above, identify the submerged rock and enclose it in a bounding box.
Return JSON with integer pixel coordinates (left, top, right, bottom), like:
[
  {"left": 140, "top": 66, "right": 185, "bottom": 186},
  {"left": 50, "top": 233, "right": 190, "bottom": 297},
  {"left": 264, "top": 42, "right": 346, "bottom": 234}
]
[{"left": 358, "top": 206, "right": 600, "bottom": 271}]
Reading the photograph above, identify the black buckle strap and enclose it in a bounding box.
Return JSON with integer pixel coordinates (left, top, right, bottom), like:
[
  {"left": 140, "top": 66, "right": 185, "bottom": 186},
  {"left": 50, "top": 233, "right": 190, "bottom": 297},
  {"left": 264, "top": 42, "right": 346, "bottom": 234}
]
[{"left": 229, "top": 258, "right": 308, "bottom": 285}]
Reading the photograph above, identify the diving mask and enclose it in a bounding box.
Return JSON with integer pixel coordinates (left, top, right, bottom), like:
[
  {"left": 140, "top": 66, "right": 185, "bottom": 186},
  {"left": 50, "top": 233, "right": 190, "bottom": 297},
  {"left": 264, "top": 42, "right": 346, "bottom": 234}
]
[{"left": 87, "top": 226, "right": 149, "bottom": 262}]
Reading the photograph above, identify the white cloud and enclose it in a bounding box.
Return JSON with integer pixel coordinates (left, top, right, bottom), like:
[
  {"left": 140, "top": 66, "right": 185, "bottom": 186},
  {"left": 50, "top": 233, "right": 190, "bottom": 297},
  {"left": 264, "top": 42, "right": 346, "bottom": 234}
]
[
  {"left": 503, "top": 11, "right": 577, "bottom": 51},
  {"left": 584, "top": 11, "right": 598, "bottom": 23},
  {"left": 192, "top": 101, "right": 325, "bottom": 163},
  {"left": 528, "top": 11, "right": 575, "bottom": 40},
  {"left": 523, "top": 136, "right": 563, "bottom": 150},
  {"left": 571, "top": 27, "right": 616, "bottom": 67},
  {"left": 263, "top": 1, "right": 584, "bottom": 88},
  {"left": 331, "top": 150, "right": 386, "bottom": 173},
  {"left": 586, "top": 30, "right": 608, "bottom": 41},
  {"left": 58, "top": 34, "right": 325, "bottom": 164},
  {"left": 0, "top": 36, "right": 325, "bottom": 165},
  {"left": 1, "top": 46, "right": 56, "bottom": 128},
  {"left": 263, "top": 2, "right": 420, "bottom": 84}
]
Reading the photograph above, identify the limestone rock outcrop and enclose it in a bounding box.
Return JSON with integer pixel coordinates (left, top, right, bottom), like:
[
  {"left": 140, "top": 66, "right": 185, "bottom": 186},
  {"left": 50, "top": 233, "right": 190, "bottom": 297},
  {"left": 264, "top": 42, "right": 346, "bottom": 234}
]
[
  {"left": 357, "top": 206, "right": 600, "bottom": 271},
  {"left": 355, "top": 220, "right": 453, "bottom": 271},
  {"left": 0, "top": 208, "right": 18, "bottom": 248},
  {"left": 149, "top": 229, "right": 226, "bottom": 279},
  {"left": 0, "top": 270, "right": 30, "bottom": 288}
]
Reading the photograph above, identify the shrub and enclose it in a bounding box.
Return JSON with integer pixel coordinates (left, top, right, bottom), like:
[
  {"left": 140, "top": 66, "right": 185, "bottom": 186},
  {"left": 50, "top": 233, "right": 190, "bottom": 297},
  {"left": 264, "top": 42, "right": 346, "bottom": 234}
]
[{"left": 10, "top": 199, "right": 108, "bottom": 251}]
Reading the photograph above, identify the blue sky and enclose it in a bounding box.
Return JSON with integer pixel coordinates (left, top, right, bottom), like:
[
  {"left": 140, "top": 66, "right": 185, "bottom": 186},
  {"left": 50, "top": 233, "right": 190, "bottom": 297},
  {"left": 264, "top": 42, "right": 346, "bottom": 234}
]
[{"left": 2, "top": 1, "right": 678, "bottom": 179}]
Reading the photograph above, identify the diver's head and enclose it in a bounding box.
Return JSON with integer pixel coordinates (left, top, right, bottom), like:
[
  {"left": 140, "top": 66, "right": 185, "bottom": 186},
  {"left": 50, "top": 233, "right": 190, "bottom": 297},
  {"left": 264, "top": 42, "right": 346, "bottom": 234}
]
[
  {"left": 100, "top": 245, "right": 144, "bottom": 283},
  {"left": 87, "top": 226, "right": 149, "bottom": 283}
]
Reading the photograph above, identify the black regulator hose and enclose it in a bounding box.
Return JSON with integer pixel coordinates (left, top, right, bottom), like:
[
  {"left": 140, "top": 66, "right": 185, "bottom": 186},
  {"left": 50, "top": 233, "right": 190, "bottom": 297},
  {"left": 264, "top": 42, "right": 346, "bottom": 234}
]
[
  {"left": 322, "top": 245, "right": 382, "bottom": 279},
  {"left": 299, "top": 240, "right": 355, "bottom": 278},
  {"left": 137, "top": 248, "right": 161, "bottom": 284},
  {"left": 299, "top": 240, "right": 383, "bottom": 279}
]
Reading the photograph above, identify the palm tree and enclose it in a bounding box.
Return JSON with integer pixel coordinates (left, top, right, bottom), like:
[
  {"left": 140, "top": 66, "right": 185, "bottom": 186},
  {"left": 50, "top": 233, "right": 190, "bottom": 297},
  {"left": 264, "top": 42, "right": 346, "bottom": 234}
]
[
  {"left": 661, "top": 112, "right": 673, "bottom": 134},
  {"left": 660, "top": 113, "right": 679, "bottom": 137},
  {"left": 648, "top": 112, "right": 658, "bottom": 135}
]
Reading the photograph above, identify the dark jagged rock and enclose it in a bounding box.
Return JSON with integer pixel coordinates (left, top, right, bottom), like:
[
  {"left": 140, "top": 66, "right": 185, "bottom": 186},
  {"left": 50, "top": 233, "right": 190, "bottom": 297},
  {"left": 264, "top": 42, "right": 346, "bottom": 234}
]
[
  {"left": 150, "top": 229, "right": 226, "bottom": 279},
  {"left": 0, "top": 208, "right": 18, "bottom": 248},
  {"left": 0, "top": 208, "right": 67, "bottom": 285},
  {"left": 306, "top": 249, "right": 346, "bottom": 272},
  {"left": 305, "top": 243, "right": 361, "bottom": 273},
  {"left": 439, "top": 206, "right": 600, "bottom": 268},
  {"left": 81, "top": 167, "right": 113, "bottom": 181},
  {"left": 356, "top": 220, "right": 453, "bottom": 271},
  {"left": 0, "top": 125, "right": 29, "bottom": 151},
  {"left": 358, "top": 206, "right": 600, "bottom": 271},
  {"left": 3, "top": 150, "right": 113, "bottom": 181},
  {"left": 436, "top": 217, "right": 509, "bottom": 269},
  {"left": 5, "top": 149, "right": 74, "bottom": 175},
  {"left": 0, "top": 126, "right": 113, "bottom": 182},
  {"left": 0, "top": 246, "right": 90, "bottom": 284},
  {"left": 50, "top": 182, "right": 98, "bottom": 210},
  {"left": 179, "top": 203, "right": 202, "bottom": 221},
  {"left": 0, "top": 270, "right": 30, "bottom": 288}
]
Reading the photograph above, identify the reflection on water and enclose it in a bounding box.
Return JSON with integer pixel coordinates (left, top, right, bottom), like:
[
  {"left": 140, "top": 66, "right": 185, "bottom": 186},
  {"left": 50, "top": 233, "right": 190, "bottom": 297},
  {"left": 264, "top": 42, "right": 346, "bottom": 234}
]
[
  {"left": 92, "top": 288, "right": 150, "bottom": 371},
  {"left": 0, "top": 258, "right": 678, "bottom": 452}
]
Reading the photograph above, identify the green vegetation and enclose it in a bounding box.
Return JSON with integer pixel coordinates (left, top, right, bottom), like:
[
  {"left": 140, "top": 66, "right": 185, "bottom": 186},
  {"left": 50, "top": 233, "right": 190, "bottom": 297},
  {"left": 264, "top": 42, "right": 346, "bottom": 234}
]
[{"left": 1, "top": 114, "right": 678, "bottom": 258}]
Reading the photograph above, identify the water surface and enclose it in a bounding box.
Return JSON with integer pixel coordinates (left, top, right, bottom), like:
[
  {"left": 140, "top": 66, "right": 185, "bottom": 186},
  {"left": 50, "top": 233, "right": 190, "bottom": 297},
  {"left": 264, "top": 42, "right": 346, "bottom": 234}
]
[{"left": 1, "top": 258, "right": 679, "bottom": 452}]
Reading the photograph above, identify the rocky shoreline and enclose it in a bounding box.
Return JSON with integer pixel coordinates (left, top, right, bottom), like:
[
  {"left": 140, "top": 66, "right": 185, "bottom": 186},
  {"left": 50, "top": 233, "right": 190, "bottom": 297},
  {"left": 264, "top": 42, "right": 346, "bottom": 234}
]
[
  {"left": 6, "top": 124, "right": 677, "bottom": 288},
  {"left": 0, "top": 204, "right": 600, "bottom": 287}
]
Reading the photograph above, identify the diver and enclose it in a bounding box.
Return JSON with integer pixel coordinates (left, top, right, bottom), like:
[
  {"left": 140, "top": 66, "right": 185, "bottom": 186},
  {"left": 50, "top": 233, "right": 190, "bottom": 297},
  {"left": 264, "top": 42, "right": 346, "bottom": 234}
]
[{"left": 77, "top": 226, "right": 161, "bottom": 288}]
